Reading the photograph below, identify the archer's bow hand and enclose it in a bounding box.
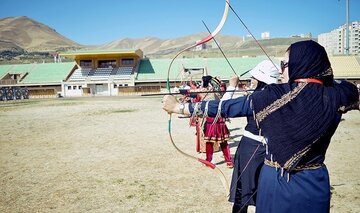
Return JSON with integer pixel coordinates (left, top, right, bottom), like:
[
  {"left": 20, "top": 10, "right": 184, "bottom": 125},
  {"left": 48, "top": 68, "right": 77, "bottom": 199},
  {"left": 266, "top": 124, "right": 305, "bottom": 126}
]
[{"left": 162, "top": 95, "right": 180, "bottom": 114}]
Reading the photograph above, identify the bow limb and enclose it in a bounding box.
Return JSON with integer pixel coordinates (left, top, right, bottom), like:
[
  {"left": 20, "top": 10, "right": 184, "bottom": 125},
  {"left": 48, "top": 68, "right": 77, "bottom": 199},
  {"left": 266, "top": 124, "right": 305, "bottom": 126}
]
[
  {"left": 166, "top": 0, "right": 230, "bottom": 91},
  {"left": 167, "top": 117, "right": 230, "bottom": 194},
  {"left": 165, "top": 0, "right": 231, "bottom": 196},
  {"left": 195, "top": 0, "right": 230, "bottom": 45}
]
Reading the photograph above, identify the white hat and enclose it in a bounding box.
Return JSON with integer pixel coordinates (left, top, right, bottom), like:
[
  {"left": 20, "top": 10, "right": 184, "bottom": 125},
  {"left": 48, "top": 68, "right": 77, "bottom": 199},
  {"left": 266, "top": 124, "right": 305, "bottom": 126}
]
[{"left": 250, "top": 60, "right": 280, "bottom": 84}]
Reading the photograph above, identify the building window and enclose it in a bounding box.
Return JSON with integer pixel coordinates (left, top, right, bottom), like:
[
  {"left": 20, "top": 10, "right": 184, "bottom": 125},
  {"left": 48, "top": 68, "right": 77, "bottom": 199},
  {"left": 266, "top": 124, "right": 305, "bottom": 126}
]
[
  {"left": 121, "top": 58, "right": 134, "bottom": 65},
  {"left": 73, "top": 86, "right": 77, "bottom": 90},
  {"left": 79, "top": 86, "right": 82, "bottom": 90},
  {"left": 98, "top": 60, "right": 116, "bottom": 68},
  {"left": 68, "top": 86, "right": 71, "bottom": 90},
  {"left": 80, "top": 60, "right": 92, "bottom": 67}
]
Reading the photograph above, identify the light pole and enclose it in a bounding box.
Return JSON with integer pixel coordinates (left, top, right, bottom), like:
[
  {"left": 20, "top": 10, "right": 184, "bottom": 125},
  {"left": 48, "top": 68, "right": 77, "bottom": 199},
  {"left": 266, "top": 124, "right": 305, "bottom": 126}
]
[{"left": 345, "top": 0, "right": 350, "bottom": 55}]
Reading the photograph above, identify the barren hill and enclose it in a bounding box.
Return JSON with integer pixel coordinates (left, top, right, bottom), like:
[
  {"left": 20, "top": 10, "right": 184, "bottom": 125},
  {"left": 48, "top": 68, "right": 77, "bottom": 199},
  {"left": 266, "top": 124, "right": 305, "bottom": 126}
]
[
  {"left": 98, "top": 33, "right": 245, "bottom": 56},
  {"left": 98, "top": 33, "right": 312, "bottom": 58},
  {"left": 0, "top": 16, "right": 81, "bottom": 52},
  {"left": 0, "top": 16, "right": 314, "bottom": 63}
]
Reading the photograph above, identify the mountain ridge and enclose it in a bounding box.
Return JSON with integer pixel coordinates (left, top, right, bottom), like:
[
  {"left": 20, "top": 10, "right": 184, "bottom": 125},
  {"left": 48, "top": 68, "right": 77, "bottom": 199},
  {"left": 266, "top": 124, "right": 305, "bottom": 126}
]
[
  {"left": 0, "top": 16, "right": 81, "bottom": 52},
  {"left": 0, "top": 16, "right": 314, "bottom": 62}
]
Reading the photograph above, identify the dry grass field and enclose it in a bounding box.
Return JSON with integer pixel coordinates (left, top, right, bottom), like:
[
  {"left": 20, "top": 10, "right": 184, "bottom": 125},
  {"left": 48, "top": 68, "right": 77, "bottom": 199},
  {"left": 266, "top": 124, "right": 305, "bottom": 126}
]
[{"left": 0, "top": 96, "right": 359, "bottom": 213}]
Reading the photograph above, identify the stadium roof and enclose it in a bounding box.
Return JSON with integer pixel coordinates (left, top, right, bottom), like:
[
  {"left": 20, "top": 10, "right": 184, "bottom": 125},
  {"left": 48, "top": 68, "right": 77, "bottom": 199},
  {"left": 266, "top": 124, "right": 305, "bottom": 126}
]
[
  {"left": 0, "top": 62, "right": 75, "bottom": 85},
  {"left": 21, "top": 62, "right": 75, "bottom": 84},
  {"left": 0, "top": 55, "right": 358, "bottom": 86},
  {"left": 136, "top": 56, "right": 276, "bottom": 81},
  {"left": 60, "top": 49, "right": 143, "bottom": 60},
  {"left": 330, "top": 56, "right": 360, "bottom": 79}
]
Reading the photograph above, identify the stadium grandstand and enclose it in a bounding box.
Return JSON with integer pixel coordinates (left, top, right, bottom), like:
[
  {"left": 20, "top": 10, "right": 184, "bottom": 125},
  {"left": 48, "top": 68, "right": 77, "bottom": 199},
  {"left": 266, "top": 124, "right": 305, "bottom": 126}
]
[{"left": 0, "top": 49, "right": 359, "bottom": 99}]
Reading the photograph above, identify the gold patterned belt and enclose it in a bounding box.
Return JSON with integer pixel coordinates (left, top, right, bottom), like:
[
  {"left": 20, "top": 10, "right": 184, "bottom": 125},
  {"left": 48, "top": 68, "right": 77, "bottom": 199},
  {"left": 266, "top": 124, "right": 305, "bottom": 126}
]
[{"left": 264, "top": 159, "right": 324, "bottom": 171}]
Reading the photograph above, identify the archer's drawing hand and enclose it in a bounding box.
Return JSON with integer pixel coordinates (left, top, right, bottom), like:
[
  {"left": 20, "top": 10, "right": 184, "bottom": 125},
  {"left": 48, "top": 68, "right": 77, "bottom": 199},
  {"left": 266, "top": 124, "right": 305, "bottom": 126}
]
[{"left": 229, "top": 76, "right": 239, "bottom": 88}]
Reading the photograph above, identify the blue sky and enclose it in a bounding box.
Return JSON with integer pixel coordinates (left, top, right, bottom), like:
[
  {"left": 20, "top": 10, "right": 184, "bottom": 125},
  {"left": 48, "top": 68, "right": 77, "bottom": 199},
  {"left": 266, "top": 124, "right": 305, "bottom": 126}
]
[{"left": 0, "top": 0, "right": 359, "bottom": 45}]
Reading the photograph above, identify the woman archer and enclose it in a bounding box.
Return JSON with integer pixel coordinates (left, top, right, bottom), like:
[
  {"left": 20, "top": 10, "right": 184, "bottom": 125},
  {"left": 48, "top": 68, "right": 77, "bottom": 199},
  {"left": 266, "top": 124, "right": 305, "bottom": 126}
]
[
  {"left": 188, "top": 75, "right": 234, "bottom": 168},
  {"left": 162, "top": 40, "right": 359, "bottom": 213},
  {"left": 229, "top": 60, "right": 280, "bottom": 213}
]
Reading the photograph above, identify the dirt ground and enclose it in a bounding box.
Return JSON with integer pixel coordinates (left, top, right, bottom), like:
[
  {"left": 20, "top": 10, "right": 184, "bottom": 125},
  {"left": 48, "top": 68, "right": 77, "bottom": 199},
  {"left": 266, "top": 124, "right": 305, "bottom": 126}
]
[{"left": 0, "top": 96, "right": 359, "bottom": 213}]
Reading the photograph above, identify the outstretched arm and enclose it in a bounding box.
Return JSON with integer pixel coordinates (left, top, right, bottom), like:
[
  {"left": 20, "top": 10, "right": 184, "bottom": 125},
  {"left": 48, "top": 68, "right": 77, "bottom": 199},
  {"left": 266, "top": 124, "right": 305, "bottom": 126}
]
[{"left": 162, "top": 95, "right": 253, "bottom": 118}]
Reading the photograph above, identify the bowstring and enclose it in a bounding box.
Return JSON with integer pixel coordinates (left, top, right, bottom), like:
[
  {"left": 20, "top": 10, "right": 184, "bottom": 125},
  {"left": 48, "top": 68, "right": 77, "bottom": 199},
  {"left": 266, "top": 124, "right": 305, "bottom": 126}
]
[
  {"left": 202, "top": 20, "right": 238, "bottom": 77},
  {"left": 227, "top": 2, "right": 280, "bottom": 73}
]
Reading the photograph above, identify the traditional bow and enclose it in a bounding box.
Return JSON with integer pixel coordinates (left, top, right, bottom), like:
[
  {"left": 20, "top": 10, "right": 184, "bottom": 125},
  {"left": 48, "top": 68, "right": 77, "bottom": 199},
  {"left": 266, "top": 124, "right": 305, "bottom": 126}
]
[{"left": 166, "top": 0, "right": 231, "bottom": 195}]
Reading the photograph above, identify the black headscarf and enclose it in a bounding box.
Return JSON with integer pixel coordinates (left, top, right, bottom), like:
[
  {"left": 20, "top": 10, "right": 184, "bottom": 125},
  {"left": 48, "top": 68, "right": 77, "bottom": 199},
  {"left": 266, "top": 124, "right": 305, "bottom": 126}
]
[
  {"left": 251, "top": 40, "right": 358, "bottom": 170},
  {"left": 255, "top": 80, "right": 267, "bottom": 91},
  {"left": 202, "top": 75, "right": 223, "bottom": 97},
  {"left": 202, "top": 75, "right": 212, "bottom": 88},
  {"left": 288, "top": 40, "right": 334, "bottom": 86}
]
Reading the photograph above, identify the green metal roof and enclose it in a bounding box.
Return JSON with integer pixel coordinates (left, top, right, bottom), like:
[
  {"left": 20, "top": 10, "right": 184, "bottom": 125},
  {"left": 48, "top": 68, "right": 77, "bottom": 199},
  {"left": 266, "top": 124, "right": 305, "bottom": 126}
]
[
  {"left": 0, "top": 62, "right": 75, "bottom": 84},
  {"left": 21, "top": 62, "right": 75, "bottom": 84},
  {"left": 0, "top": 63, "right": 40, "bottom": 80},
  {"left": 1, "top": 55, "right": 358, "bottom": 86},
  {"left": 137, "top": 56, "right": 276, "bottom": 81},
  {"left": 0, "top": 64, "right": 13, "bottom": 78}
]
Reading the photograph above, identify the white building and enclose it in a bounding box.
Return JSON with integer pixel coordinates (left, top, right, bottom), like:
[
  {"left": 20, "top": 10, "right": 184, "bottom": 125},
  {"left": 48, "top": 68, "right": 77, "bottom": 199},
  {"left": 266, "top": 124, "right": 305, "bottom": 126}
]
[
  {"left": 318, "top": 21, "right": 359, "bottom": 56},
  {"left": 194, "top": 41, "right": 207, "bottom": 51},
  {"left": 261, "top": 32, "right": 270, "bottom": 39},
  {"left": 290, "top": 33, "right": 312, "bottom": 38}
]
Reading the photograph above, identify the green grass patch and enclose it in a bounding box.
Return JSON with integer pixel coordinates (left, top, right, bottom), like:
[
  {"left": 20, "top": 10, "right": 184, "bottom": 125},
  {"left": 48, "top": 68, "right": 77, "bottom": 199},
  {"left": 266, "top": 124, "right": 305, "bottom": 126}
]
[
  {"left": 86, "top": 108, "right": 138, "bottom": 116},
  {"left": 111, "top": 109, "right": 138, "bottom": 113},
  {"left": 0, "top": 99, "right": 42, "bottom": 112},
  {"left": 44, "top": 101, "right": 83, "bottom": 107},
  {"left": 0, "top": 99, "right": 41, "bottom": 107},
  {"left": 113, "top": 178, "right": 125, "bottom": 184}
]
